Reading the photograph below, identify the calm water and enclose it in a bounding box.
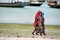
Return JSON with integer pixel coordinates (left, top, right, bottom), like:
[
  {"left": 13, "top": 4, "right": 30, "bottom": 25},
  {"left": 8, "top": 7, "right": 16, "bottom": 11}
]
[{"left": 0, "top": 2, "right": 60, "bottom": 25}]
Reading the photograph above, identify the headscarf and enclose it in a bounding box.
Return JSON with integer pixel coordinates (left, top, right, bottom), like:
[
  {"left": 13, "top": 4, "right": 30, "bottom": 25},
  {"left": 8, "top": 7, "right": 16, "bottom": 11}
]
[
  {"left": 35, "top": 10, "right": 41, "bottom": 19},
  {"left": 41, "top": 12, "right": 44, "bottom": 17}
]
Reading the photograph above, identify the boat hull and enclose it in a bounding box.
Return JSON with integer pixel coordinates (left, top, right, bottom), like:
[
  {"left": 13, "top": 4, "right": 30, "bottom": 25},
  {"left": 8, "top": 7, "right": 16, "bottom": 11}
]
[
  {"left": 0, "top": 2, "right": 25, "bottom": 8},
  {"left": 48, "top": 4, "right": 60, "bottom": 8},
  {"left": 29, "top": 3, "right": 42, "bottom": 6}
]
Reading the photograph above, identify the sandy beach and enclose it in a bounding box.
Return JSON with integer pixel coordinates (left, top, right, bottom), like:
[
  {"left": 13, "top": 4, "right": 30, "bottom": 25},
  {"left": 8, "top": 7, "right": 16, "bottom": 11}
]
[
  {"left": 0, "top": 24, "right": 60, "bottom": 40},
  {"left": 0, "top": 37, "right": 59, "bottom": 40}
]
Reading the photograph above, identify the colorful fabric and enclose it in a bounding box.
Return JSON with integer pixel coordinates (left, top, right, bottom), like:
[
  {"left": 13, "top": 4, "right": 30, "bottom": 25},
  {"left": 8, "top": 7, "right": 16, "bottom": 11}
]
[{"left": 33, "top": 10, "right": 41, "bottom": 27}]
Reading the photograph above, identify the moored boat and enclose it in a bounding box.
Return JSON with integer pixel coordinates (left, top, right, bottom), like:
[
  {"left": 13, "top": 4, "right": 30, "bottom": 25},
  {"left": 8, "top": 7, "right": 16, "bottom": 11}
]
[
  {"left": 29, "top": 0, "right": 45, "bottom": 6},
  {"left": 29, "top": 2, "right": 43, "bottom": 6},
  {"left": 47, "top": 0, "right": 60, "bottom": 8},
  {"left": 0, "top": 1, "right": 25, "bottom": 8}
]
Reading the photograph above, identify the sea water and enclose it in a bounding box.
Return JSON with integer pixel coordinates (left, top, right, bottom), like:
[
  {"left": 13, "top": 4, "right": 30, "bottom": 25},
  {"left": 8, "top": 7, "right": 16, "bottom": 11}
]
[{"left": 0, "top": 2, "right": 60, "bottom": 25}]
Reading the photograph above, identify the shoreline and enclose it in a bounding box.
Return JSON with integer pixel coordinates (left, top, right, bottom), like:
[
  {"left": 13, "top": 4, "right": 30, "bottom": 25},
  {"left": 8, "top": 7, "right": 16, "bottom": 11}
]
[{"left": 0, "top": 23, "right": 60, "bottom": 26}]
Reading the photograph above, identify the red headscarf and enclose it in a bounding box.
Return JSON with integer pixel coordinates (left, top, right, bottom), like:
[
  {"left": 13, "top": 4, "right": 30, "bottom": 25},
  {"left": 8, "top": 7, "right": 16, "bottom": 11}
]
[{"left": 33, "top": 10, "right": 41, "bottom": 27}]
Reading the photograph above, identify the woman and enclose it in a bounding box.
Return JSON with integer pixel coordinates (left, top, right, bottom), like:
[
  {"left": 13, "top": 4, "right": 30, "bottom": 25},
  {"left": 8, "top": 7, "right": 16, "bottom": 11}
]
[
  {"left": 40, "top": 13, "right": 46, "bottom": 36},
  {"left": 32, "top": 10, "right": 42, "bottom": 35}
]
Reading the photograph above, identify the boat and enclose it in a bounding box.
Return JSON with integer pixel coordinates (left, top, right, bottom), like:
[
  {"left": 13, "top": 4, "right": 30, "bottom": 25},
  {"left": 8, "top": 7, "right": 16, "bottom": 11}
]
[
  {"left": 29, "top": 0, "right": 45, "bottom": 6},
  {"left": 0, "top": 1, "right": 25, "bottom": 8},
  {"left": 29, "top": 2, "right": 43, "bottom": 6},
  {"left": 47, "top": 0, "right": 60, "bottom": 8}
]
